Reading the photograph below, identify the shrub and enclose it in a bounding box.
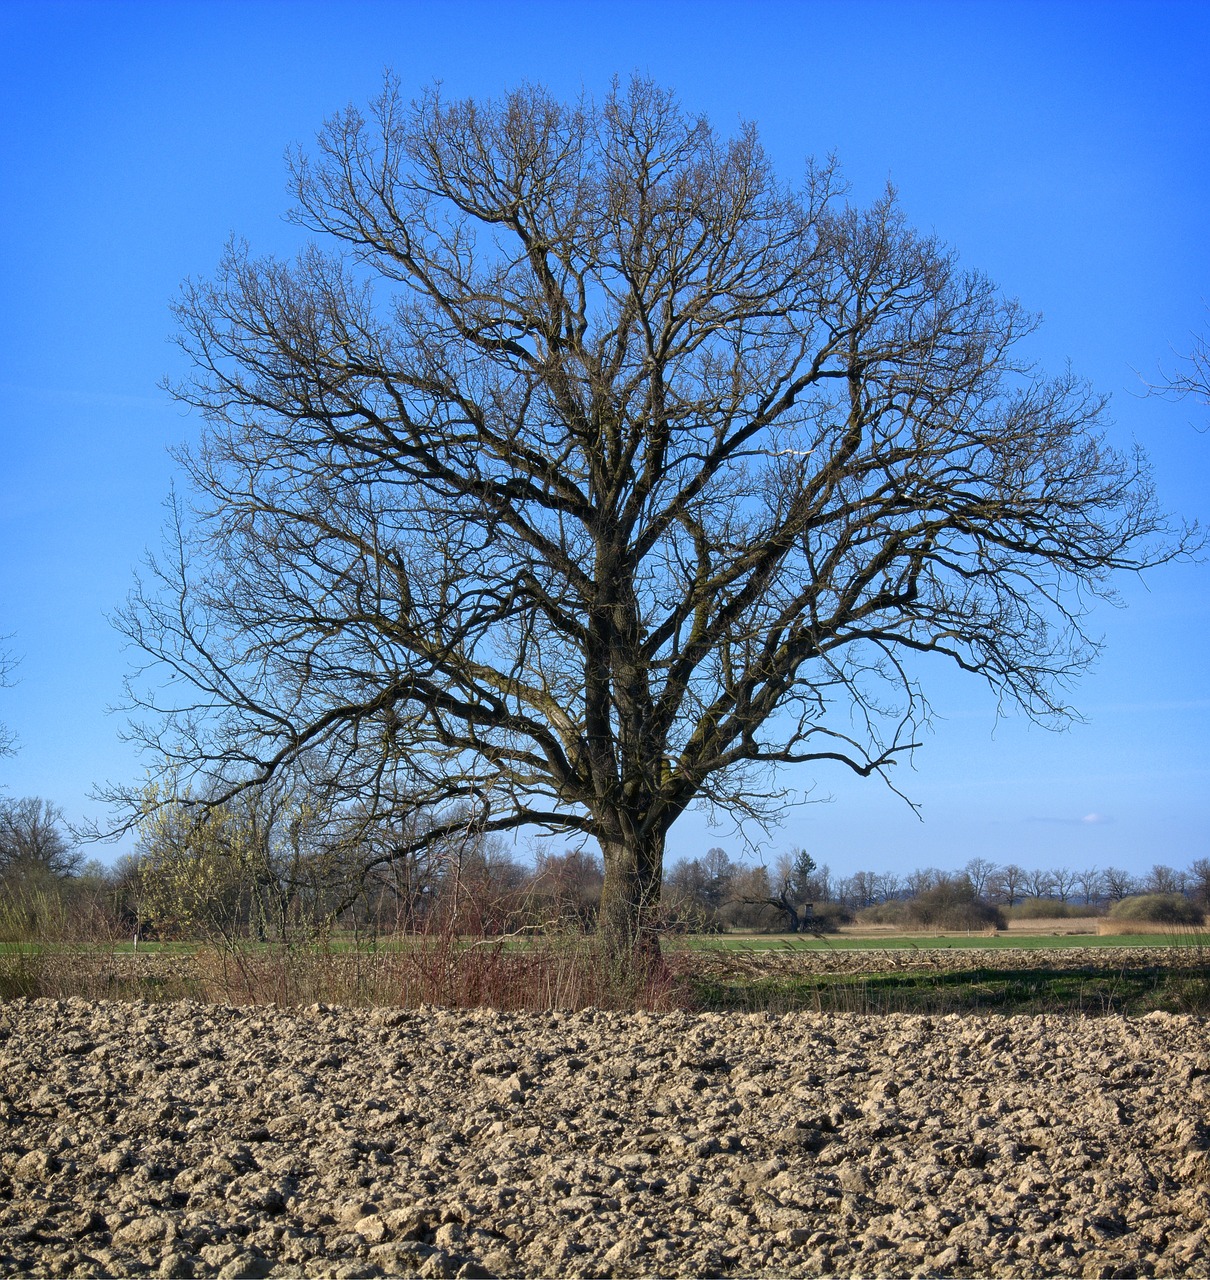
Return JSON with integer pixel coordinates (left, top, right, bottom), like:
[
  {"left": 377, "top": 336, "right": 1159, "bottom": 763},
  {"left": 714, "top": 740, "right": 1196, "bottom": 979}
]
[
  {"left": 1108, "top": 894, "right": 1205, "bottom": 926},
  {"left": 905, "top": 877, "right": 1005, "bottom": 931},
  {"left": 805, "top": 902, "right": 853, "bottom": 933},
  {"left": 856, "top": 901, "right": 908, "bottom": 927}
]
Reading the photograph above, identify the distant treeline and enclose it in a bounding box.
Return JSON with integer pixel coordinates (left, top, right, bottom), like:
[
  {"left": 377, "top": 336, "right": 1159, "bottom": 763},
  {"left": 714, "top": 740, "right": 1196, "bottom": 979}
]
[{"left": 1, "top": 791, "right": 1207, "bottom": 943}]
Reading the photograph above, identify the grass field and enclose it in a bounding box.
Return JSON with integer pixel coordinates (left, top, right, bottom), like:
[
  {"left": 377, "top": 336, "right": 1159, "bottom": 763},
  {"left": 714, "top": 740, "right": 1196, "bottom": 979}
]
[
  {"left": 4, "top": 930, "right": 1202, "bottom": 958},
  {"left": 688, "top": 963, "right": 1210, "bottom": 1016}
]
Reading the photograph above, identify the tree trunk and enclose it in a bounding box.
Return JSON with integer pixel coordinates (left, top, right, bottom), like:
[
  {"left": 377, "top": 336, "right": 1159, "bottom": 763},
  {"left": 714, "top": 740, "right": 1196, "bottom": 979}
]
[{"left": 597, "top": 831, "right": 665, "bottom": 978}]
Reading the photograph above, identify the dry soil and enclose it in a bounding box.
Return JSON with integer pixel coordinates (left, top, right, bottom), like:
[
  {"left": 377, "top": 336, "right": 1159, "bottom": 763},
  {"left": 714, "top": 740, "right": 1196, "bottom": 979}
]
[{"left": 1, "top": 997, "right": 1208, "bottom": 1278}]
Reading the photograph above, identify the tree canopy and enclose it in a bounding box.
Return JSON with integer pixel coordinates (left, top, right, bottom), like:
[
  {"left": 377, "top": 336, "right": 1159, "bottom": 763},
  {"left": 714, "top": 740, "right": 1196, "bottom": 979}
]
[{"left": 113, "top": 76, "right": 1191, "bottom": 955}]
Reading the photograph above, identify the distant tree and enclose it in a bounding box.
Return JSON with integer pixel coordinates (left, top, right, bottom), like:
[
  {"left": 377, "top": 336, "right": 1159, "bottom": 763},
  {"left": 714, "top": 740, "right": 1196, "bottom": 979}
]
[
  {"left": 722, "top": 863, "right": 774, "bottom": 930},
  {"left": 0, "top": 797, "right": 81, "bottom": 880},
  {"left": 1102, "top": 867, "right": 1138, "bottom": 902},
  {"left": 876, "top": 871, "right": 905, "bottom": 903},
  {"left": 439, "top": 837, "right": 529, "bottom": 935},
  {"left": 134, "top": 780, "right": 358, "bottom": 943},
  {"left": 784, "top": 848, "right": 817, "bottom": 902},
  {"left": 1188, "top": 858, "right": 1210, "bottom": 907},
  {"left": 964, "top": 857, "right": 998, "bottom": 899},
  {"left": 992, "top": 863, "right": 1027, "bottom": 907},
  {"left": 1076, "top": 866, "right": 1103, "bottom": 906},
  {"left": 840, "top": 869, "right": 884, "bottom": 910},
  {"left": 802, "top": 859, "right": 833, "bottom": 904},
  {"left": 530, "top": 848, "right": 605, "bottom": 927},
  {"left": 110, "top": 75, "right": 1194, "bottom": 968},
  {"left": 1025, "top": 867, "right": 1055, "bottom": 901},
  {"left": 905, "top": 867, "right": 942, "bottom": 900},
  {"left": 108, "top": 853, "right": 149, "bottom": 942},
  {"left": 663, "top": 857, "right": 716, "bottom": 933},
  {"left": 746, "top": 848, "right": 817, "bottom": 932},
  {"left": 1143, "top": 864, "right": 1188, "bottom": 897},
  {"left": 700, "top": 847, "right": 737, "bottom": 911},
  {"left": 1050, "top": 866, "right": 1079, "bottom": 903}
]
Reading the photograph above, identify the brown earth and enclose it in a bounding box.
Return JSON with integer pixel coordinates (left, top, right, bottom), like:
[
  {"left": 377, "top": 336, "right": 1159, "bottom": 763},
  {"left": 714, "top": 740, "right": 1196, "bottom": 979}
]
[
  {"left": 688, "top": 942, "right": 1203, "bottom": 978},
  {"left": 2, "top": 998, "right": 1209, "bottom": 1278}
]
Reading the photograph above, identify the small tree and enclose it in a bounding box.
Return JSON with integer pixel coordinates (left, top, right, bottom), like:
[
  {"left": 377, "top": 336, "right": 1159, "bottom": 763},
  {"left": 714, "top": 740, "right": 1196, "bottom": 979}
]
[
  {"left": 906, "top": 875, "right": 1004, "bottom": 931},
  {"left": 700, "top": 847, "right": 737, "bottom": 912}
]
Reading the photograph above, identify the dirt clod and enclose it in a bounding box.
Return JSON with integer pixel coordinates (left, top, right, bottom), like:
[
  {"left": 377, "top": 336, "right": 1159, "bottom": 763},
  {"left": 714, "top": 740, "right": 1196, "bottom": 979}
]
[{"left": 1, "top": 998, "right": 1208, "bottom": 1276}]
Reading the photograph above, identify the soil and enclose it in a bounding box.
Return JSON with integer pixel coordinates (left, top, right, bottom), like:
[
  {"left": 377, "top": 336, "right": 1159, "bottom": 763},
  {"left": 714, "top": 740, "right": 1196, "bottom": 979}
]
[
  {"left": 689, "top": 942, "right": 1199, "bottom": 977},
  {"left": 1, "top": 997, "right": 1208, "bottom": 1278}
]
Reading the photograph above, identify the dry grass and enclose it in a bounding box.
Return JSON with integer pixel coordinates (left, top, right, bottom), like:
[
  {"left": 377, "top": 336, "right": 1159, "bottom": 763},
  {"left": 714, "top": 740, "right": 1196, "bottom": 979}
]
[
  {"left": 0, "top": 933, "right": 686, "bottom": 1011},
  {"left": 1095, "top": 919, "right": 1210, "bottom": 936},
  {"left": 1005, "top": 916, "right": 1101, "bottom": 935}
]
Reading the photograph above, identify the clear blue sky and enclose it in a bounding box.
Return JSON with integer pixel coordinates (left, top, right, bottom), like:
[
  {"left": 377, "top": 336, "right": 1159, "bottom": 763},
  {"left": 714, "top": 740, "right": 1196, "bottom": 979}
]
[{"left": 1, "top": 0, "right": 1207, "bottom": 880}]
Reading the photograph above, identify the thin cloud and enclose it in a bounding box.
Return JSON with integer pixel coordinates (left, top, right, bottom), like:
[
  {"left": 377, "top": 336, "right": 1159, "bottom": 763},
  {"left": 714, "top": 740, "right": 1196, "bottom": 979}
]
[{"left": 1027, "top": 813, "right": 1114, "bottom": 826}]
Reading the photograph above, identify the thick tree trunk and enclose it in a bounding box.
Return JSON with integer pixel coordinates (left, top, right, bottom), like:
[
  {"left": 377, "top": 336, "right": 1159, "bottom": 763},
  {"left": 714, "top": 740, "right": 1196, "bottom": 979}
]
[{"left": 596, "top": 830, "right": 665, "bottom": 977}]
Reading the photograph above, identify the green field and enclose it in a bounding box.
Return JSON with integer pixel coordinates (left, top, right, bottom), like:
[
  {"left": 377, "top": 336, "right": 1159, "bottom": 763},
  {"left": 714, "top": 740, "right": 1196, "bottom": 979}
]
[{"left": 689, "top": 964, "right": 1210, "bottom": 1016}]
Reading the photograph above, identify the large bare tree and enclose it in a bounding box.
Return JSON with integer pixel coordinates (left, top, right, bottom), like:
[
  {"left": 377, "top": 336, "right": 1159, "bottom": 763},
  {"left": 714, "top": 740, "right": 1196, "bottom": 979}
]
[{"left": 113, "top": 77, "right": 1190, "bottom": 959}]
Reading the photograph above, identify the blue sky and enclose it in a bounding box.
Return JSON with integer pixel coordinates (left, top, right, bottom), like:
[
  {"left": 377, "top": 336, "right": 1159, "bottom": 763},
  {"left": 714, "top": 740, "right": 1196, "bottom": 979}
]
[{"left": 1, "top": 0, "right": 1207, "bottom": 879}]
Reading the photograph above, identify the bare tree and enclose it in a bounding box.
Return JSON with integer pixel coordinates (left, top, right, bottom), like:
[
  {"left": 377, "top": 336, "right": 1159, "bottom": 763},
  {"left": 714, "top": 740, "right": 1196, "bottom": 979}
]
[
  {"left": 993, "top": 862, "right": 1027, "bottom": 907},
  {"left": 876, "top": 871, "right": 905, "bottom": 902},
  {"left": 1075, "top": 866, "right": 1103, "bottom": 906},
  {"left": 905, "top": 867, "right": 942, "bottom": 900},
  {"left": 110, "top": 77, "right": 1192, "bottom": 961},
  {"left": 1188, "top": 858, "right": 1210, "bottom": 908},
  {"left": 1050, "top": 866, "right": 1079, "bottom": 903},
  {"left": 1143, "top": 863, "right": 1188, "bottom": 897},
  {"left": 964, "top": 856, "right": 998, "bottom": 899},
  {"left": 841, "top": 869, "right": 883, "bottom": 910},
  {"left": 0, "top": 641, "right": 17, "bottom": 760},
  {"left": 746, "top": 847, "right": 816, "bottom": 932},
  {"left": 0, "top": 797, "right": 81, "bottom": 879},
  {"left": 1025, "top": 866, "right": 1055, "bottom": 901},
  {"left": 1102, "top": 867, "right": 1138, "bottom": 902},
  {"left": 530, "top": 848, "right": 604, "bottom": 927},
  {"left": 1148, "top": 305, "right": 1210, "bottom": 428}
]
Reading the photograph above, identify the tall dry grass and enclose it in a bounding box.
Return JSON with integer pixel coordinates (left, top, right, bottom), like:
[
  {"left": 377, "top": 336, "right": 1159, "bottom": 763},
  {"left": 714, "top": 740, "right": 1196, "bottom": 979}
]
[{"left": 0, "top": 927, "right": 686, "bottom": 1011}]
